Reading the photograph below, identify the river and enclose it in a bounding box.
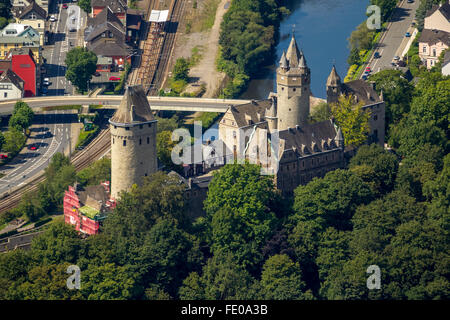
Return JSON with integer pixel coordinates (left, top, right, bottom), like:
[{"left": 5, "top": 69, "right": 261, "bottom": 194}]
[{"left": 241, "top": 0, "right": 370, "bottom": 100}]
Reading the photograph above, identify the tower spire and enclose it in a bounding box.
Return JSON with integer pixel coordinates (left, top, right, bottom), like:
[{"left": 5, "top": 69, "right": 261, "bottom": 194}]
[
  {"left": 286, "top": 34, "right": 301, "bottom": 68},
  {"left": 279, "top": 50, "right": 288, "bottom": 69}
]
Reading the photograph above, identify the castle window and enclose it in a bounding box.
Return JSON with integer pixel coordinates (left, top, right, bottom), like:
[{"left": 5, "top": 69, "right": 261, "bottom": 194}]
[
  {"left": 147, "top": 137, "right": 150, "bottom": 144},
  {"left": 123, "top": 140, "right": 126, "bottom": 146},
  {"left": 113, "top": 138, "right": 115, "bottom": 144},
  {"left": 374, "top": 115, "right": 378, "bottom": 121},
  {"left": 293, "top": 88, "right": 296, "bottom": 92},
  {"left": 125, "top": 127, "right": 130, "bottom": 130},
  {"left": 282, "top": 87, "right": 284, "bottom": 91},
  {"left": 114, "top": 126, "right": 117, "bottom": 129},
  {"left": 139, "top": 138, "right": 142, "bottom": 145},
  {"left": 140, "top": 125, "right": 143, "bottom": 129},
  {"left": 148, "top": 123, "right": 152, "bottom": 127},
  {"left": 145, "top": 173, "right": 147, "bottom": 176}
]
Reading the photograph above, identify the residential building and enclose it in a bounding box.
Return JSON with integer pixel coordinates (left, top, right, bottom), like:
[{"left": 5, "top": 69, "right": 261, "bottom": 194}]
[
  {"left": 442, "top": 50, "right": 450, "bottom": 75},
  {"left": 0, "top": 68, "right": 24, "bottom": 100},
  {"left": 0, "top": 23, "right": 41, "bottom": 63},
  {"left": 64, "top": 182, "right": 116, "bottom": 235},
  {"left": 8, "top": 48, "right": 37, "bottom": 97},
  {"left": 84, "top": 6, "right": 132, "bottom": 71},
  {"left": 126, "top": 8, "right": 143, "bottom": 45},
  {"left": 13, "top": 1, "right": 47, "bottom": 46},
  {"left": 418, "top": 29, "right": 450, "bottom": 69},
  {"left": 91, "top": 0, "right": 127, "bottom": 25},
  {"left": 96, "top": 55, "right": 113, "bottom": 72},
  {"left": 11, "top": 0, "right": 49, "bottom": 14},
  {"left": 424, "top": 1, "right": 450, "bottom": 33}
]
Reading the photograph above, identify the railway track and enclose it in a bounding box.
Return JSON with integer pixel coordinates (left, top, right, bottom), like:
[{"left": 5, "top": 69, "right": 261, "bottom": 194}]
[{"left": 0, "top": 128, "right": 111, "bottom": 214}]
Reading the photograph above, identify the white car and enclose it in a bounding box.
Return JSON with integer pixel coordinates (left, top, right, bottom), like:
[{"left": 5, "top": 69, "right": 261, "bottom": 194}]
[{"left": 49, "top": 15, "right": 57, "bottom": 22}]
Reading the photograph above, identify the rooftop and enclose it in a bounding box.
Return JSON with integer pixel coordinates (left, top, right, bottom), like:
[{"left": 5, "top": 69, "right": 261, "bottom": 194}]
[
  {"left": 419, "top": 29, "right": 450, "bottom": 46},
  {"left": 109, "top": 85, "right": 156, "bottom": 124}
]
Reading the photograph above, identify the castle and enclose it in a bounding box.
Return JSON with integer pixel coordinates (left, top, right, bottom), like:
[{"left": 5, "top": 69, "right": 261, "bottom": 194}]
[{"left": 109, "top": 36, "right": 385, "bottom": 199}]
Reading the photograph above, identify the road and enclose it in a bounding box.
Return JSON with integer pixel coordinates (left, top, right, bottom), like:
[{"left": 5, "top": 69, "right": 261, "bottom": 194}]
[
  {"left": 43, "top": 1, "right": 87, "bottom": 96},
  {"left": 366, "top": 0, "right": 420, "bottom": 74},
  {"left": 0, "top": 111, "right": 75, "bottom": 197},
  {"left": 0, "top": 96, "right": 252, "bottom": 115}
]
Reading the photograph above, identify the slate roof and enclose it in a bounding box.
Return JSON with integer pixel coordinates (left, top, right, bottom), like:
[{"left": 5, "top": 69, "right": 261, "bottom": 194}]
[
  {"left": 91, "top": 0, "right": 127, "bottom": 13},
  {"left": 340, "top": 79, "right": 382, "bottom": 105},
  {"left": 110, "top": 85, "right": 156, "bottom": 124},
  {"left": 16, "top": 1, "right": 47, "bottom": 20},
  {"left": 87, "top": 39, "right": 131, "bottom": 56},
  {"left": 229, "top": 99, "right": 272, "bottom": 127},
  {"left": 85, "top": 6, "right": 125, "bottom": 43},
  {"left": 418, "top": 29, "right": 450, "bottom": 46},
  {"left": 425, "top": 2, "right": 450, "bottom": 20},
  {"left": 0, "top": 68, "right": 24, "bottom": 90},
  {"left": 278, "top": 120, "right": 340, "bottom": 157},
  {"left": 327, "top": 65, "right": 341, "bottom": 87}
]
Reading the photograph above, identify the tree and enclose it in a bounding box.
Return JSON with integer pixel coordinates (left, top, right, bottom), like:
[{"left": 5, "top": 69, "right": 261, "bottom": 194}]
[
  {"left": 2, "top": 128, "right": 26, "bottom": 154},
  {"left": 81, "top": 263, "right": 142, "bottom": 300},
  {"left": 347, "top": 47, "right": 360, "bottom": 65},
  {"left": 310, "top": 102, "right": 331, "bottom": 123},
  {"left": 292, "top": 169, "right": 375, "bottom": 231},
  {"left": 330, "top": 94, "right": 371, "bottom": 148},
  {"left": 9, "top": 101, "right": 34, "bottom": 132},
  {"left": 78, "top": 0, "right": 91, "bottom": 13},
  {"left": 13, "top": 263, "right": 82, "bottom": 300},
  {"left": 156, "top": 130, "right": 180, "bottom": 173},
  {"left": 65, "top": 47, "right": 97, "bottom": 93},
  {"left": 0, "top": 0, "right": 12, "bottom": 21},
  {"left": 172, "top": 58, "right": 190, "bottom": 82},
  {"left": 348, "top": 22, "right": 375, "bottom": 51},
  {"left": 178, "top": 253, "right": 256, "bottom": 300},
  {"left": 31, "top": 221, "right": 82, "bottom": 265},
  {"left": 156, "top": 115, "right": 180, "bottom": 133},
  {"left": 368, "top": 69, "right": 414, "bottom": 129},
  {"left": 0, "top": 131, "right": 5, "bottom": 151},
  {"left": 260, "top": 254, "right": 309, "bottom": 300},
  {"left": 76, "top": 157, "right": 111, "bottom": 187},
  {"left": 349, "top": 144, "right": 399, "bottom": 194},
  {"left": 204, "top": 163, "right": 278, "bottom": 267}
]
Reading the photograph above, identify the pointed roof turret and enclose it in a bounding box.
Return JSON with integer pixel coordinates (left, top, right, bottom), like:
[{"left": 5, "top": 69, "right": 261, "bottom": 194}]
[
  {"left": 109, "top": 85, "right": 155, "bottom": 125},
  {"left": 327, "top": 65, "right": 341, "bottom": 87},
  {"left": 286, "top": 34, "right": 301, "bottom": 68},
  {"left": 279, "top": 50, "right": 288, "bottom": 69},
  {"left": 299, "top": 54, "right": 307, "bottom": 68},
  {"left": 334, "top": 127, "right": 344, "bottom": 147}
]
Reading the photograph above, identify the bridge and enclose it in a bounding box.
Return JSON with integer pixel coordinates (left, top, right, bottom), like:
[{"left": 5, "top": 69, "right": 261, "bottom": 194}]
[{"left": 0, "top": 96, "right": 253, "bottom": 115}]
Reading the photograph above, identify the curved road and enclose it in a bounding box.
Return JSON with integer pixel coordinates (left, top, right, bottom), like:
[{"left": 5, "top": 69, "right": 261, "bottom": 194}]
[{"left": 0, "top": 111, "right": 74, "bottom": 197}]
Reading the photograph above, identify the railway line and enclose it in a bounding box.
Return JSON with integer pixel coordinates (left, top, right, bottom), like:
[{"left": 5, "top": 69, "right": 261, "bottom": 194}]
[{"left": 0, "top": 128, "right": 111, "bottom": 214}]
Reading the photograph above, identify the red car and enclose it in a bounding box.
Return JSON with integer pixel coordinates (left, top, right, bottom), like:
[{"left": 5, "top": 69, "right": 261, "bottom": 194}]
[
  {"left": 62, "top": 3, "right": 68, "bottom": 9},
  {"left": 365, "top": 67, "right": 371, "bottom": 72},
  {"left": 0, "top": 154, "right": 7, "bottom": 159},
  {"left": 28, "top": 145, "right": 37, "bottom": 150},
  {"left": 109, "top": 76, "right": 121, "bottom": 81}
]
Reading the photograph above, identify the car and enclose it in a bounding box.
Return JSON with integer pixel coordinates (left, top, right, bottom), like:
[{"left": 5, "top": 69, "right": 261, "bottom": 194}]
[
  {"left": 94, "top": 72, "right": 101, "bottom": 77},
  {"left": 407, "top": 0, "right": 414, "bottom": 3},
  {"left": 365, "top": 67, "right": 372, "bottom": 72},
  {"left": 109, "top": 76, "right": 121, "bottom": 81},
  {"left": 0, "top": 154, "right": 8, "bottom": 159},
  {"left": 397, "top": 60, "right": 406, "bottom": 67},
  {"left": 69, "top": 27, "right": 77, "bottom": 32},
  {"left": 62, "top": 3, "right": 68, "bottom": 8},
  {"left": 41, "top": 87, "right": 48, "bottom": 94},
  {"left": 28, "top": 145, "right": 37, "bottom": 150},
  {"left": 43, "top": 80, "right": 51, "bottom": 86},
  {"left": 374, "top": 52, "right": 381, "bottom": 58},
  {"left": 49, "top": 15, "right": 56, "bottom": 22},
  {"left": 393, "top": 55, "right": 400, "bottom": 60},
  {"left": 405, "top": 32, "right": 411, "bottom": 37},
  {"left": 362, "top": 75, "right": 368, "bottom": 80}
]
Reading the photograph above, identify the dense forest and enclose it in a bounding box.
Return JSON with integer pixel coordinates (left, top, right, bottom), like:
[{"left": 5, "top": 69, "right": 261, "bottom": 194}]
[{"left": 0, "top": 0, "right": 449, "bottom": 300}]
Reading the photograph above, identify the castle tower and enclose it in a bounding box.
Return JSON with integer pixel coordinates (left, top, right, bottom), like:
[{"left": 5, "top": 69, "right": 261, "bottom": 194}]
[
  {"left": 109, "top": 85, "right": 158, "bottom": 199},
  {"left": 266, "top": 95, "right": 278, "bottom": 132},
  {"left": 326, "top": 65, "right": 342, "bottom": 105},
  {"left": 276, "top": 35, "right": 311, "bottom": 131}
]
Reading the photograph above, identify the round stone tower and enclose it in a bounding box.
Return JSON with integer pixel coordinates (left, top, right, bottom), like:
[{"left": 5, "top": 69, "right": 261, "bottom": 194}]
[
  {"left": 276, "top": 35, "right": 311, "bottom": 131},
  {"left": 109, "top": 85, "right": 158, "bottom": 199}
]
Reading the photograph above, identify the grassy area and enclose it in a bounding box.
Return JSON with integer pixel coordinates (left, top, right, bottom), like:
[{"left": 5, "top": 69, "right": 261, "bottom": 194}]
[
  {"left": 189, "top": 46, "right": 204, "bottom": 68},
  {"left": 42, "top": 105, "right": 82, "bottom": 111},
  {"left": 187, "top": 0, "right": 220, "bottom": 33},
  {"left": 76, "top": 124, "right": 100, "bottom": 149}
]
